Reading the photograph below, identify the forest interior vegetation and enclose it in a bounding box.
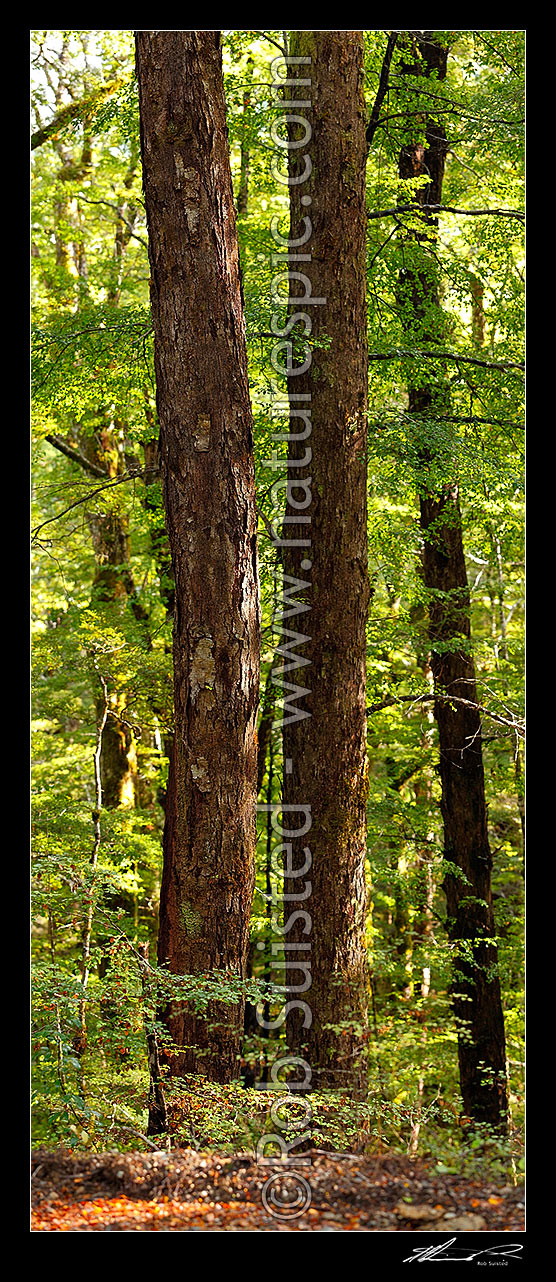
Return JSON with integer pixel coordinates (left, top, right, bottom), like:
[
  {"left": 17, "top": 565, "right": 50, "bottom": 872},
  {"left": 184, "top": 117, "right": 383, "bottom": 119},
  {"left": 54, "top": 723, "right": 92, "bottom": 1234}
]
[{"left": 31, "top": 28, "right": 524, "bottom": 1193}]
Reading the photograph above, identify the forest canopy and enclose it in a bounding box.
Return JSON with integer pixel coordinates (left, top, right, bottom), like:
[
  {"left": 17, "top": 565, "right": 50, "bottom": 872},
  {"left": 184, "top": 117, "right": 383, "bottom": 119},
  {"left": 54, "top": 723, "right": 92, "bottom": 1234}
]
[{"left": 31, "top": 28, "right": 524, "bottom": 1184}]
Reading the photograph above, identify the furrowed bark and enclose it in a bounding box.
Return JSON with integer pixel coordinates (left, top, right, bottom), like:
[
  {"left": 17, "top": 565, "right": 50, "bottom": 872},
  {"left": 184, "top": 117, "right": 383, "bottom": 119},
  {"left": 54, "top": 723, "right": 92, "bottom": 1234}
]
[
  {"left": 281, "top": 31, "right": 370, "bottom": 1093},
  {"left": 136, "top": 30, "right": 260, "bottom": 1084}
]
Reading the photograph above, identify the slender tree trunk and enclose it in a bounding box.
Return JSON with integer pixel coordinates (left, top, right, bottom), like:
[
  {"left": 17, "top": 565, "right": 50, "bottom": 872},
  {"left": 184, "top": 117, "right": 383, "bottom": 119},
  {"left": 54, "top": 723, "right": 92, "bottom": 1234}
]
[
  {"left": 281, "top": 31, "right": 370, "bottom": 1092},
  {"left": 40, "top": 105, "right": 141, "bottom": 809},
  {"left": 242, "top": 664, "right": 277, "bottom": 1068},
  {"left": 107, "top": 144, "right": 140, "bottom": 307},
  {"left": 396, "top": 32, "right": 508, "bottom": 1128},
  {"left": 138, "top": 942, "right": 168, "bottom": 1135},
  {"left": 408, "top": 657, "right": 436, "bottom": 1155},
  {"left": 237, "top": 57, "right": 253, "bottom": 218},
  {"left": 136, "top": 30, "right": 260, "bottom": 1084},
  {"left": 78, "top": 670, "right": 109, "bottom": 1051},
  {"left": 40, "top": 79, "right": 146, "bottom": 1012},
  {"left": 83, "top": 426, "right": 143, "bottom": 809}
]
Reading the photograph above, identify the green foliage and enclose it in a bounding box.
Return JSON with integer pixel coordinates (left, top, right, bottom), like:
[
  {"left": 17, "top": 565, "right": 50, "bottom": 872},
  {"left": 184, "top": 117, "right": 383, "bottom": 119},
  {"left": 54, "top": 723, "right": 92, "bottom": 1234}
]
[
  {"left": 32, "top": 306, "right": 154, "bottom": 438},
  {"left": 31, "top": 29, "right": 524, "bottom": 1177}
]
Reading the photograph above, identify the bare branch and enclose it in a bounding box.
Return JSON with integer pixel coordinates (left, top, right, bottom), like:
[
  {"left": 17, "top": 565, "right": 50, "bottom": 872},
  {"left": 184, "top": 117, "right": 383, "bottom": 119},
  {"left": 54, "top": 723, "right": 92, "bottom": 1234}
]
[
  {"left": 367, "top": 203, "right": 524, "bottom": 222},
  {"left": 31, "top": 469, "right": 146, "bottom": 542},
  {"left": 367, "top": 692, "right": 524, "bottom": 737},
  {"left": 366, "top": 32, "right": 399, "bottom": 151},
  {"left": 252, "top": 30, "right": 288, "bottom": 56},
  {"left": 368, "top": 348, "right": 524, "bottom": 374},
  {"left": 45, "top": 434, "right": 106, "bottom": 478},
  {"left": 77, "top": 194, "right": 149, "bottom": 250},
  {"left": 373, "top": 412, "right": 524, "bottom": 434}
]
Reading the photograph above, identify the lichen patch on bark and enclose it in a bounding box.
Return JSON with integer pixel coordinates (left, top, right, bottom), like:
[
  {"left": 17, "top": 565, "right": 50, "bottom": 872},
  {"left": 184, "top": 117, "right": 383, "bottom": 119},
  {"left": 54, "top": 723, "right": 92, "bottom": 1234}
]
[
  {"left": 193, "top": 416, "right": 211, "bottom": 450},
  {"left": 181, "top": 901, "right": 203, "bottom": 937},
  {"left": 190, "top": 756, "right": 210, "bottom": 791},
  {"left": 190, "top": 635, "right": 215, "bottom": 700}
]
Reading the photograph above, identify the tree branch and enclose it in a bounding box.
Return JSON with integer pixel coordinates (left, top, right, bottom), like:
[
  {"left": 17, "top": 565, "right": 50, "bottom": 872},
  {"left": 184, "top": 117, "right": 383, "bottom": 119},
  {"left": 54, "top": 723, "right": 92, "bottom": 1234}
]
[
  {"left": 368, "top": 348, "right": 524, "bottom": 374},
  {"left": 253, "top": 30, "right": 288, "bottom": 57},
  {"left": 374, "top": 412, "right": 524, "bottom": 433},
  {"left": 367, "top": 692, "right": 524, "bottom": 737},
  {"left": 77, "top": 194, "right": 149, "bottom": 249},
  {"left": 31, "top": 470, "right": 147, "bottom": 541},
  {"left": 31, "top": 76, "right": 127, "bottom": 150},
  {"left": 366, "top": 32, "right": 399, "bottom": 151},
  {"left": 367, "top": 203, "right": 524, "bottom": 222},
  {"left": 45, "top": 433, "right": 106, "bottom": 478},
  {"left": 418, "top": 413, "right": 524, "bottom": 432}
]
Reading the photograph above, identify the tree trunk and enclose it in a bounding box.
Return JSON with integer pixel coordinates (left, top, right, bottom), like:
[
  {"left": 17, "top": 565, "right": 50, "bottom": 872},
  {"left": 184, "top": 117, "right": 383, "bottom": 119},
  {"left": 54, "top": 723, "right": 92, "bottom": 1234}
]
[
  {"left": 136, "top": 30, "right": 260, "bottom": 1084},
  {"left": 396, "top": 32, "right": 508, "bottom": 1128},
  {"left": 41, "top": 108, "right": 141, "bottom": 811},
  {"left": 237, "top": 57, "right": 253, "bottom": 218},
  {"left": 84, "top": 425, "right": 142, "bottom": 809},
  {"left": 280, "top": 31, "right": 370, "bottom": 1092}
]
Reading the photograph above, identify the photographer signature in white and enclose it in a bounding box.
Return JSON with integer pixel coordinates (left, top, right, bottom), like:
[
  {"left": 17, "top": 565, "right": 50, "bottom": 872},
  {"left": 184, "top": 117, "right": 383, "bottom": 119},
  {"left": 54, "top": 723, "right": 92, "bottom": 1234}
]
[{"left": 403, "top": 1237, "right": 523, "bottom": 1263}]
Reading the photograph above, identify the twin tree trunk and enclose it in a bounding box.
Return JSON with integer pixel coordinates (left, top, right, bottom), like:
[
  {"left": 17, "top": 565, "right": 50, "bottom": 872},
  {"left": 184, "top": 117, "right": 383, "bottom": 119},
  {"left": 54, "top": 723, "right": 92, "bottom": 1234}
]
[
  {"left": 135, "top": 28, "right": 507, "bottom": 1124},
  {"left": 282, "top": 32, "right": 370, "bottom": 1092},
  {"left": 136, "top": 31, "right": 260, "bottom": 1083},
  {"left": 396, "top": 32, "right": 508, "bottom": 1127}
]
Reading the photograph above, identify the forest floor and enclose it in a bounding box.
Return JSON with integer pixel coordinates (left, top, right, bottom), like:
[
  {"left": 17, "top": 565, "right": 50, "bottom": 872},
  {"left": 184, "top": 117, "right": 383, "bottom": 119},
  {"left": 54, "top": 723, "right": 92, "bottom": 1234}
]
[{"left": 31, "top": 1147, "right": 525, "bottom": 1232}]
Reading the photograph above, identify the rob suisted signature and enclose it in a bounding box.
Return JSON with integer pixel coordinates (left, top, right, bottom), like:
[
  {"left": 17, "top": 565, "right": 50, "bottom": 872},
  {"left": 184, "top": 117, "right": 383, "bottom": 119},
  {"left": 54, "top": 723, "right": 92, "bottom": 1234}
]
[{"left": 403, "top": 1237, "right": 523, "bottom": 1263}]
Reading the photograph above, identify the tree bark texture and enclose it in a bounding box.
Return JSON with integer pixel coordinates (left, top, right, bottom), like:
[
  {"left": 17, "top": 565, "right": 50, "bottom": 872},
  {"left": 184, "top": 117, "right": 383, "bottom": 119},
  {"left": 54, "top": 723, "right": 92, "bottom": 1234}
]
[
  {"left": 282, "top": 31, "right": 370, "bottom": 1091},
  {"left": 397, "top": 32, "right": 508, "bottom": 1128},
  {"left": 136, "top": 31, "right": 260, "bottom": 1083}
]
